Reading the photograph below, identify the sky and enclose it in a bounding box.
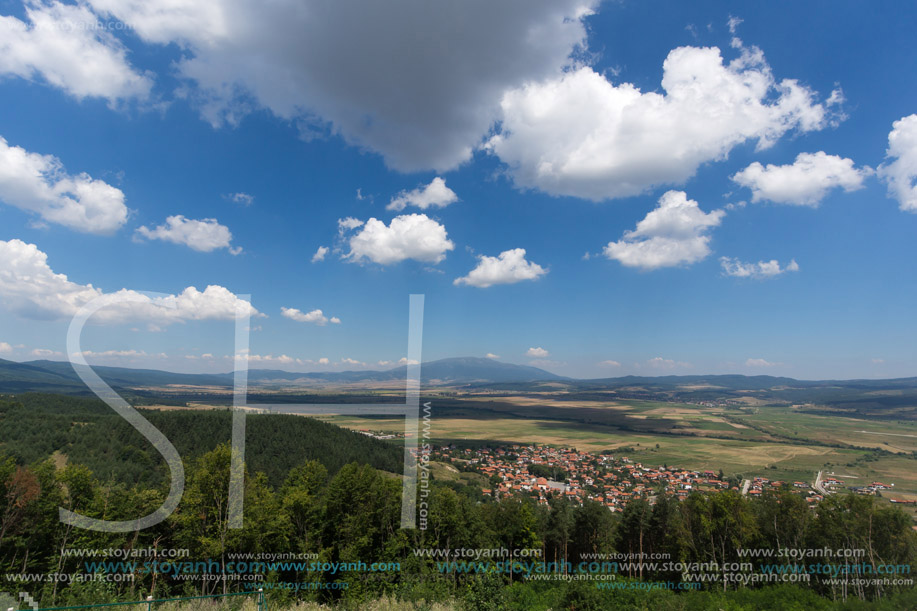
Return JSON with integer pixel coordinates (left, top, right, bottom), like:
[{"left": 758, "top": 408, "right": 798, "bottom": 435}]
[{"left": 0, "top": 0, "right": 915, "bottom": 380}]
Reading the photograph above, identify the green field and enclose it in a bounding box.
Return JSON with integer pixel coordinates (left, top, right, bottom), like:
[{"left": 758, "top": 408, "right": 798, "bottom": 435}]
[{"left": 317, "top": 393, "right": 917, "bottom": 496}]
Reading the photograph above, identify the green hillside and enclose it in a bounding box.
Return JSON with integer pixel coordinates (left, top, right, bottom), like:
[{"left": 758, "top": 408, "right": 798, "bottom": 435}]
[{"left": 0, "top": 393, "right": 403, "bottom": 487}]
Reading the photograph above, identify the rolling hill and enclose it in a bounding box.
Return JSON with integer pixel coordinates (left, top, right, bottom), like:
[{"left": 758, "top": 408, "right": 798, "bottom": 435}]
[
  {"left": 2, "top": 357, "right": 917, "bottom": 417},
  {"left": 0, "top": 356, "right": 565, "bottom": 392}
]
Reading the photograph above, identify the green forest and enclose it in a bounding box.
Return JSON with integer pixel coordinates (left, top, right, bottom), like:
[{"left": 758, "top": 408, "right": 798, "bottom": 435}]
[
  {"left": 0, "top": 394, "right": 403, "bottom": 487},
  {"left": 1, "top": 394, "right": 916, "bottom": 610}
]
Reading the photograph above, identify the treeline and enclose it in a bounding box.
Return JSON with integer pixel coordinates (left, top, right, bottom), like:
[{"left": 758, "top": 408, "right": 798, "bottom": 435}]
[{"left": 1, "top": 443, "right": 916, "bottom": 609}]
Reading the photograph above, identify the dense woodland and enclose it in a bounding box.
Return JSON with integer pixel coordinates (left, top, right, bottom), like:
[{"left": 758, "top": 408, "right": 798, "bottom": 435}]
[
  {"left": 1, "top": 394, "right": 916, "bottom": 610},
  {"left": 0, "top": 394, "right": 403, "bottom": 487}
]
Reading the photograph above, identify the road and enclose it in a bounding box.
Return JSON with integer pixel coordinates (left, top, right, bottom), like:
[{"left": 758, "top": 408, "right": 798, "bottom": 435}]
[
  {"left": 741, "top": 479, "right": 750, "bottom": 495},
  {"left": 814, "top": 470, "right": 827, "bottom": 495},
  {"left": 857, "top": 430, "right": 917, "bottom": 438}
]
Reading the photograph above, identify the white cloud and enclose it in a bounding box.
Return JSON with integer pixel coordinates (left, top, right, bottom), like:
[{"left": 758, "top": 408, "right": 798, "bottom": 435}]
[
  {"left": 387, "top": 177, "right": 459, "bottom": 212},
  {"left": 135, "top": 215, "right": 240, "bottom": 253},
  {"left": 0, "top": 238, "right": 261, "bottom": 325},
  {"left": 485, "top": 353, "right": 500, "bottom": 359},
  {"left": 337, "top": 217, "right": 364, "bottom": 234},
  {"left": 79, "top": 349, "right": 149, "bottom": 359},
  {"left": 0, "top": 136, "right": 128, "bottom": 234},
  {"left": 720, "top": 257, "right": 799, "bottom": 279},
  {"left": 598, "top": 360, "right": 621, "bottom": 367},
  {"left": 526, "top": 347, "right": 549, "bottom": 358},
  {"left": 878, "top": 114, "right": 917, "bottom": 212},
  {"left": 30, "top": 348, "right": 63, "bottom": 358},
  {"left": 87, "top": 0, "right": 597, "bottom": 171},
  {"left": 732, "top": 152, "right": 871, "bottom": 206},
  {"left": 488, "top": 42, "right": 837, "bottom": 200},
  {"left": 0, "top": 341, "right": 12, "bottom": 354},
  {"left": 235, "top": 352, "right": 300, "bottom": 365},
  {"left": 745, "top": 358, "right": 781, "bottom": 367},
  {"left": 311, "top": 246, "right": 329, "bottom": 263},
  {"left": 281, "top": 307, "right": 340, "bottom": 326},
  {"left": 344, "top": 214, "right": 454, "bottom": 265},
  {"left": 317, "top": 357, "right": 330, "bottom": 365},
  {"left": 645, "top": 356, "right": 690, "bottom": 369},
  {"left": 224, "top": 192, "right": 253, "bottom": 205},
  {"left": 0, "top": 1, "right": 152, "bottom": 104},
  {"left": 341, "top": 357, "right": 364, "bottom": 366},
  {"left": 604, "top": 191, "right": 724, "bottom": 270},
  {"left": 454, "top": 248, "right": 547, "bottom": 288}
]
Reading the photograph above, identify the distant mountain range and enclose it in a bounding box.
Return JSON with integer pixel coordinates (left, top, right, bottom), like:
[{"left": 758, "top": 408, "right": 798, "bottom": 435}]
[
  {"left": 2, "top": 357, "right": 916, "bottom": 411},
  {"left": 0, "top": 356, "right": 566, "bottom": 392}
]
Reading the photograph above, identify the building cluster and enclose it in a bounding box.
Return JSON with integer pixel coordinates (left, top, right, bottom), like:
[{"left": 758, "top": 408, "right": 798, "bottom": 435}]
[
  {"left": 747, "top": 476, "right": 823, "bottom": 503},
  {"left": 422, "top": 445, "right": 905, "bottom": 511},
  {"left": 847, "top": 480, "right": 895, "bottom": 495},
  {"left": 430, "top": 444, "right": 734, "bottom": 511}
]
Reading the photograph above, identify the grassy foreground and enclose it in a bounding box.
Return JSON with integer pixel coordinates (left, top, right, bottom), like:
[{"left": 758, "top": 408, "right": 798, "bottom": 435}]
[{"left": 122, "top": 587, "right": 917, "bottom": 611}]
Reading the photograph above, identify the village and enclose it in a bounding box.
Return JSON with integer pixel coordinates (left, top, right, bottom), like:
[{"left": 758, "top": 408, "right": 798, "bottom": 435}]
[{"left": 428, "top": 444, "right": 901, "bottom": 511}]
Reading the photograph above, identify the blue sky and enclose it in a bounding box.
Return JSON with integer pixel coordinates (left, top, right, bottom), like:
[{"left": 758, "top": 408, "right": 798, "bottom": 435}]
[{"left": 0, "top": 0, "right": 915, "bottom": 379}]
